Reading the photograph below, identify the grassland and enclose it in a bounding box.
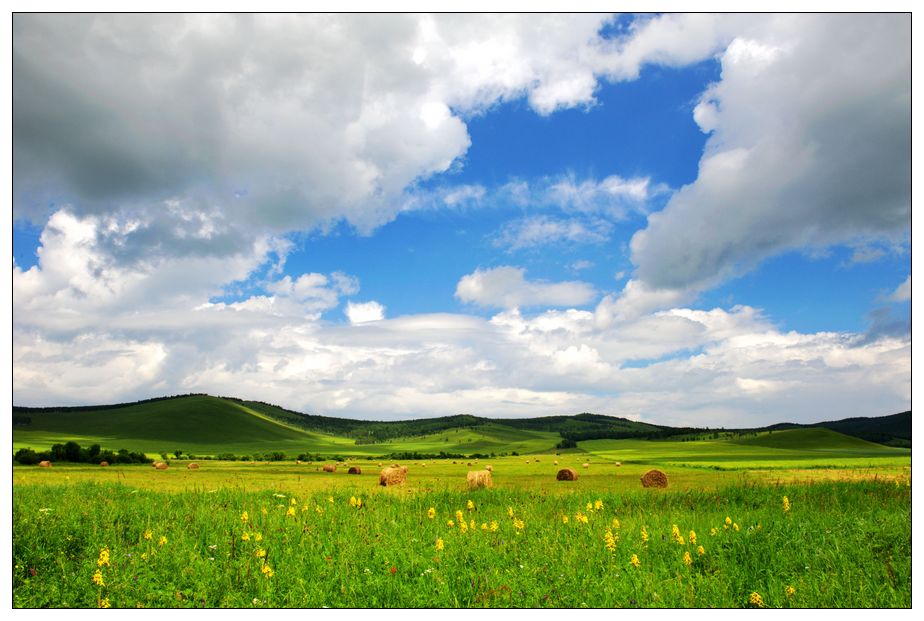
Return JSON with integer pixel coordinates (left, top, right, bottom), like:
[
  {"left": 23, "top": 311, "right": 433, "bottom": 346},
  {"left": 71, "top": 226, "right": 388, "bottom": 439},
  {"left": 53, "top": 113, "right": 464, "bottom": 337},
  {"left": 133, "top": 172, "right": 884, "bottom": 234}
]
[
  {"left": 13, "top": 473, "right": 911, "bottom": 608},
  {"left": 12, "top": 396, "right": 912, "bottom": 608}
]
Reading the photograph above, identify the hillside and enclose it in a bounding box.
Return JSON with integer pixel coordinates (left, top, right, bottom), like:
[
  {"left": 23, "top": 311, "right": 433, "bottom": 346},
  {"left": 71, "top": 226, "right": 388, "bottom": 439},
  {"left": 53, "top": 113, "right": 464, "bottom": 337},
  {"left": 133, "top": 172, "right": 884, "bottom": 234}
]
[{"left": 12, "top": 394, "right": 911, "bottom": 457}]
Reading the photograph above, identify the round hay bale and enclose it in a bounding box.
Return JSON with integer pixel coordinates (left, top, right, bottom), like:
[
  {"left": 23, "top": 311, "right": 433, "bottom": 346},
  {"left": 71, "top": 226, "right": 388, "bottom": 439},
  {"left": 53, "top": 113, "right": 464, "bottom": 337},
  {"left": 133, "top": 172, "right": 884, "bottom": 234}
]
[
  {"left": 152, "top": 462, "right": 160, "bottom": 468},
  {"left": 467, "top": 462, "right": 473, "bottom": 466},
  {"left": 641, "top": 469, "right": 668, "bottom": 488},
  {"left": 554, "top": 460, "right": 559, "bottom": 465},
  {"left": 556, "top": 468, "right": 578, "bottom": 481},
  {"left": 467, "top": 469, "right": 493, "bottom": 490},
  {"left": 378, "top": 462, "right": 383, "bottom": 467},
  {"left": 348, "top": 466, "right": 362, "bottom": 475},
  {"left": 615, "top": 462, "right": 622, "bottom": 467},
  {"left": 296, "top": 460, "right": 302, "bottom": 465},
  {"left": 155, "top": 462, "right": 169, "bottom": 470},
  {"left": 187, "top": 463, "right": 199, "bottom": 470},
  {"left": 379, "top": 465, "right": 408, "bottom": 486},
  {"left": 99, "top": 461, "right": 109, "bottom": 467},
  {"left": 323, "top": 464, "right": 336, "bottom": 473},
  {"left": 582, "top": 463, "right": 589, "bottom": 468},
  {"left": 484, "top": 464, "right": 493, "bottom": 472},
  {"left": 39, "top": 460, "right": 52, "bottom": 468}
]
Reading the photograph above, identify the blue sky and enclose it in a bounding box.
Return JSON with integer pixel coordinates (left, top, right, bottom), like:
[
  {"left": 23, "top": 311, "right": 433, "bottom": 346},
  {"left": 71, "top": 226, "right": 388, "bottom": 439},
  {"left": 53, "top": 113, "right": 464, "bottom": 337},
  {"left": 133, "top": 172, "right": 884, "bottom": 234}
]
[{"left": 12, "top": 14, "right": 910, "bottom": 425}]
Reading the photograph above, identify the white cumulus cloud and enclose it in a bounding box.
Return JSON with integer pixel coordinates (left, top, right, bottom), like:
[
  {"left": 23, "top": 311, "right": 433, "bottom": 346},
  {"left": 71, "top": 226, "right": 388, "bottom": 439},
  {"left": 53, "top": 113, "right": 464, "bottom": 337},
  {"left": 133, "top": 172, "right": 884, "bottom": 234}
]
[{"left": 455, "top": 266, "right": 597, "bottom": 309}]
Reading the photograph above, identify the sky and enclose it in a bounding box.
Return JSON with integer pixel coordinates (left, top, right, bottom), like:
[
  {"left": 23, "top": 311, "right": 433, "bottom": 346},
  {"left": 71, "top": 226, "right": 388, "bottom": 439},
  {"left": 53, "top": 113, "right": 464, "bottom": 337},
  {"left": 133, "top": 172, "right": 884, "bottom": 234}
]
[{"left": 11, "top": 13, "right": 911, "bottom": 427}]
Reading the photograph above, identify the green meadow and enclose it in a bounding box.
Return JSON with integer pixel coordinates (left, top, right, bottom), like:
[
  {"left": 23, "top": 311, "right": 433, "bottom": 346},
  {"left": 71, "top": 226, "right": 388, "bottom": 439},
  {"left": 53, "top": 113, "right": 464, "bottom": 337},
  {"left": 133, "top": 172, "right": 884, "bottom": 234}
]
[{"left": 12, "top": 395, "right": 912, "bottom": 608}]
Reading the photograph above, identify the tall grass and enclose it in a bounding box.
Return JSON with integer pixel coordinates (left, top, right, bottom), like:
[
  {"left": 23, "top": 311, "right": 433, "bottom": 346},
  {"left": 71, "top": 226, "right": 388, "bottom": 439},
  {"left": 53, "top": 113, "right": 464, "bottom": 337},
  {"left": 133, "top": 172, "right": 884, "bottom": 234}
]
[{"left": 13, "top": 479, "right": 910, "bottom": 608}]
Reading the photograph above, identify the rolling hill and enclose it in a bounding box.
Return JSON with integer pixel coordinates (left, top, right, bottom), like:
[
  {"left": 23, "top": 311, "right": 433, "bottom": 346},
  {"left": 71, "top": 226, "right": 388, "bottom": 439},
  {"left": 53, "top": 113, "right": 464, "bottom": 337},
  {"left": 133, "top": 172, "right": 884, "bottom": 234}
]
[{"left": 12, "top": 394, "right": 912, "bottom": 460}]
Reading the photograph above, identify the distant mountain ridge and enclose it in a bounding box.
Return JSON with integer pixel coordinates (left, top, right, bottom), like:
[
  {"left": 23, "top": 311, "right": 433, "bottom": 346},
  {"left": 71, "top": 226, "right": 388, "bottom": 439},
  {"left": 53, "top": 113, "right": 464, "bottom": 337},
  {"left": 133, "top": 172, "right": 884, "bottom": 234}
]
[{"left": 13, "top": 394, "right": 911, "bottom": 448}]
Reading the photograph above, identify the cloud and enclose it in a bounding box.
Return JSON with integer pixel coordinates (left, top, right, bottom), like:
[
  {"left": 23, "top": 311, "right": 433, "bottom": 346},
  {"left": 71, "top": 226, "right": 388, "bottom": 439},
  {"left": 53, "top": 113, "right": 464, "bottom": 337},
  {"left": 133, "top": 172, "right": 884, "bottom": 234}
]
[
  {"left": 346, "top": 301, "right": 386, "bottom": 324},
  {"left": 888, "top": 276, "right": 911, "bottom": 303},
  {"left": 626, "top": 14, "right": 909, "bottom": 300},
  {"left": 455, "top": 266, "right": 597, "bottom": 309},
  {"left": 493, "top": 216, "right": 613, "bottom": 251}
]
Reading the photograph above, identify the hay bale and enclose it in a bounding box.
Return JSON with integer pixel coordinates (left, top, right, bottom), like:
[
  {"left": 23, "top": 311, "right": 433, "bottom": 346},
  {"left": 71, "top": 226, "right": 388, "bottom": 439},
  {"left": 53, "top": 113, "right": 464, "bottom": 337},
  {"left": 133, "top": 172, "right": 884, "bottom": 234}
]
[
  {"left": 615, "top": 462, "right": 622, "bottom": 467},
  {"left": 582, "top": 463, "right": 590, "bottom": 469},
  {"left": 379, "top": 466, "right": 408, "bottom": 486},
  {"left": 641, "top": 469, "right": 668, "bottom": 488},
  {"left": 155, "top": 462, "right": 169, "bottom": 470},
  {"left": 323, "top": 464, "right": 336, "bottom": 473},
  {"left": 467, "top": 469, "right": 493, "bottom": 490},
  {"left": 187, "top": 463, "right": 199, "bottom": 470},
  {"left": 556, "top": 468, "right": 578, "bottom": 481},
  {"left": 554, "top": 460, "right": 559, "bottom": 465},
  {"left": 348, "top": 466, "right": 362, "bottom": 475},
  {"left": 39, "top": 460, "right": 52, "bottom": 468},
  {"left": 484, "top": 464, "right": 493, "bottom": 472},
  {"left": 152, "top": 462, "right": 160, "bottom": 468},
  {"left": 378, "top": 462, "right": 383, "bottom": 467},
  {"left": 99, "top": 461, "right": 109, "bottom": 467},
  {"left": 296, "top": 460, "right": 302, "bottom": 465}
]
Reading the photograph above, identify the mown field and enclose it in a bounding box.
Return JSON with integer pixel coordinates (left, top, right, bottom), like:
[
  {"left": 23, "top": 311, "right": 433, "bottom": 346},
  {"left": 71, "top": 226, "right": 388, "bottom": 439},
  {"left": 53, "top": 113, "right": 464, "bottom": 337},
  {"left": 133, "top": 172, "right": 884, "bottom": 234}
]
[
  {"left": 12, "top": 397, "right": 913, "bottom": 608},
  {"left": 13, "top": 452, "right": 912, "bottom": 608}
]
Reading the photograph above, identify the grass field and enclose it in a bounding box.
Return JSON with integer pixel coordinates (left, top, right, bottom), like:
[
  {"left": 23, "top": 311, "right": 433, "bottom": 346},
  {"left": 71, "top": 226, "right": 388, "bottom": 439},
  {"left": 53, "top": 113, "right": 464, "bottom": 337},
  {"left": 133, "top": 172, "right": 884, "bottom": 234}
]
[
  {"left": 12, "top": 397, "right": 913, "bottom": 608},
  {"left": 13, "top": 471, "right": 911, "bottom": 608}
]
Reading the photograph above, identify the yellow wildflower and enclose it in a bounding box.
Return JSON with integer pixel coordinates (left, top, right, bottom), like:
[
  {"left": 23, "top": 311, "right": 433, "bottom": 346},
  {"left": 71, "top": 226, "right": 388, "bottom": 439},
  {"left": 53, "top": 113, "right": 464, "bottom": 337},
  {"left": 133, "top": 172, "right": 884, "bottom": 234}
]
[
  {"left": 241, "top": 532, "right": 251, "bottom": 542},
  {"left": 254, "top": 532, "right": 263, "bottom": 542},
  {"left": 604, "top": 529, "right": 617, "bottom": 552},
  {"left": 99, "top": 597, "right": 111, "bottom": 609},
  {"left": 786, "top": 585, "right": 796, "bottom": 598},
  {"left": 574, "top": 512, "right": 588, "bottom": 525},
  {"left": 97, "top": 546, "right": 110, "bottom": 567},
  {"left": 689, "top": 530, "right": 697, "bottom": 545},
  {"left": 92, "top": 569, "right": 105, "bottom": 587},
  {"left": 467, "top": 499, "right": 475, "bottom": 511},
  {"left": 469, "top": 519, "right": 476, "bottom": 531},
  {"left": 315, "top": 506, "right": 323, "bottom": 514},
  {"left": 710, "top": 527, "right": 718, "bottom": 536},
  {"left": 507, "top": 506, "right": 514, "bottom": 518},
  {"left": 143, "top": 529, "right": 152, "bottom": 541},
  {"left": 447, "top": 520, "right": 455, "bottom": 528},
  {"left": 455, "top": 510, "right": 464, "bottom": 524},
  {"left": 748, "top": 592, "right": 765, "bottom": 608},
  {"left": 286, "top": 506, "right": 296, "bottom": 517},
  {"left": 328, "top": 496, "right": 334, "bottom": 504},
  {"left": 562, "top": 515, "right": 569, "bottom": 524},
  {"left": 783, "top": 496, "right": 791, "bottom": 513},
  {"left": 630, "top": 554, "right": 640, "bottom": 568},
  {"left": 683, "top": 551, "right": 692, "bottom": 567},
  {"left": 290, "top": 497, "right": 297, "bottom": 505},
  {"left": 435, "top": 537, "right": 444, "bottom": 551},
  {"left": 611, "top": 517, "right": 620, "bottom": 529},
  {"left": 725, "top": 516, "right": 732, "bottom": 526},
  {"left": 158, "top": 536, "right": 167, "bottom": 546},
  {"left": 697, "top": 545, "right": 705, "bottom": 556},
  {"left": 241, "top": 511, "right": 249, "bottom": 524},
  {"left": 594, "top": 499, "right": 604, "bottom": 511},
  {"left": 141, "top": 552, "right": 149, "bottom": 561},
  {"left": 733, "top": 523, "right": 740, "bottom": 532},
  {"left": 459, "top": 520, "right": 468, "bottom": 533},
  {"left": 513, "top": 518, "right": 525, "bottom": 531},
  {"left": 490, "top": 520, "right": 499, "bottom": 532},
  {"left": 586, "top": 502, "right": 593, "bottom": 511},
  {"left": 481, "top": 523, "right": 488, "bottom": 531},
  {"left": 261, "top": 507, "right": 268, "bottom": 515},
  {"left": 255, "top": 548, "right": 266, "bottom": 558},
  {"left": 349, "top": 496, "right": 357, "bottom": 507},
  {"left": 427, "top": 507, "right": 436, "bottom": 519},
  {"left": 641, "top": 526, "right": 649, "bottom": 543},
  {"left": 261, "top": 563, "right": 274, "bottom": 578}
]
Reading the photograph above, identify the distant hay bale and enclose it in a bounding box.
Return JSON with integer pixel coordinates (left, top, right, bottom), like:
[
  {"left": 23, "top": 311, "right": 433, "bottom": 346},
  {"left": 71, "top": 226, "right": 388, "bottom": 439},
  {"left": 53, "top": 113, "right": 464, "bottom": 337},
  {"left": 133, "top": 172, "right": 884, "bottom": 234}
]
[
  {"left": 421, "top": 463, "right": 426, "bottom": 468},
  {"left": 641, "top": 469, "right": 668, "bottom": 488},
  {"left": 152, "top": 462, "right": 160, "bottom": 468},
  {"left": 379, "top": 466, "right": 408, "bottom": 486},
  {"left": 296, "top": 460, "right": 302, "bottom": 465},
  {"left": 556, "top": 468, "right": 578, "bottom": 481},
  {"left": 554, "top": 460, "right": 559, "bottom": 465},
  {"left": 378, "top": 462, "right": 383, "bottom": 467},
  {"left": 99, "top": 461, "right": 109, "bottom": 467},
  {"left": 348, "top": 466, "right": 362, "bottom": 475},
  {"left": 155, "top": 462, "right": 169, "bottom": 470},
  {"left": 467, "top": 470, "right": 493, "bottom": 490},
  {"left": 484, "top": 464, "right": 493, "bottom": 472},
  {"left": 187, "top": 463, "right": 199, "bottom": 470},
  {"left": 534, "top": 458, "right": 540, "bottom": 462},
  {"left": 323, "top": 464, "right": 336, "bottom": 473},
  {"left": 615, "top": 462, "right": 622, "bottom": 467},
  {"left": 452, "top": 461, "right": 457, "bottom": 464},
  {"left": 582, "top": 463, "right": 589, "bottom": 469},
  {"left": 39, "top": 460, "right": 52, "bottom": 468}
]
